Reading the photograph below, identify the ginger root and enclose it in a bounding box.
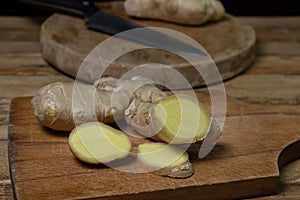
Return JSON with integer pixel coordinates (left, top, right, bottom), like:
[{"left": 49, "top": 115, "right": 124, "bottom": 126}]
[
  {"left": 31, "top": 77, "right": 166, "bottom": 131},
  {"left": 31, "top": 81, "right": 127, "bottom": 131},
  {"left": 32, "top": 77, "right": 219, "bottom": 144},
  {"left": 138, "top": 142, "right": 193, "bottom": 178},
  {"left": 124, "top": 0, "right": 225, "bottom": 25},
  {"left": 69, "top": 122, "right": 131, "bottom": 164}
]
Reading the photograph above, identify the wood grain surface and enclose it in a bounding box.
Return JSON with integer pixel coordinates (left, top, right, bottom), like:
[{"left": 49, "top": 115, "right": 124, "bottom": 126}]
[
  {"left": 8, "top": 94, "right": 300, "bottom": 200},
  {"left": 0, "top": 16, "right": 300, "bottom": 200},
  {"left": 40, "top": 1, "right": 255, "bottom": 88}
]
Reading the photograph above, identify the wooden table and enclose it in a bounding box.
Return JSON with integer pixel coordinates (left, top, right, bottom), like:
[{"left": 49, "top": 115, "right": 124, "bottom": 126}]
[{"left": 0, "top": 16, "right": 299, "bottom": 199}]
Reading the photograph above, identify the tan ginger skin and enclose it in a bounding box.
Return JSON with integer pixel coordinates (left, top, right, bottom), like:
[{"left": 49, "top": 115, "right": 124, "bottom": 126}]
[
  {"left": 124, "top": 0, "right": 225, "bottom": 25},
  {"left": 31, "top": 77, "right": 166, "bottom": 132}
]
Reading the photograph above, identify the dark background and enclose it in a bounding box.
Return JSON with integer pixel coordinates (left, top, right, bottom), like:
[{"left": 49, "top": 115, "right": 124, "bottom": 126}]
[{"left": 0, "top": 0, "right": 300, "bottom": 16}]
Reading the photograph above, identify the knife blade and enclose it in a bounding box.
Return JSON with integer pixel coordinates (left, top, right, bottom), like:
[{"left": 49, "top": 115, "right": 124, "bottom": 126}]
[
  {"left": 21, "top": 0, "right": 206, "bottom": 56},
  {"left": 86, "top": 11, "right": 206, "bottom": 56}
]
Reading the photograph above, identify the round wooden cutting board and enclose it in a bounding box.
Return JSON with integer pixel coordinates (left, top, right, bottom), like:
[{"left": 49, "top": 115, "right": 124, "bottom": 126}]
[{"left": 40, "top": 2, "right": 256, "bottom": 88}]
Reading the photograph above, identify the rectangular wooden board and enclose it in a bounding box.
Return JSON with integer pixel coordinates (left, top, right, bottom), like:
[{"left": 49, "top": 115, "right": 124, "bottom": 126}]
[{"left": 8, "top": 95, "right": 300, "bottom": 200}]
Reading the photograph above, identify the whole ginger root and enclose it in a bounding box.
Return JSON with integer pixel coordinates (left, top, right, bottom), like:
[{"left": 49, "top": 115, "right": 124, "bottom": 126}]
[
  {"left": 124, "top": 0, "right": 225, "bottom": 25},
  {"left": 31, "top": 77, "right": 166, "bottom": 132},
  {"left": 32, "top": 77, "right": 219, "bottom": 144}
]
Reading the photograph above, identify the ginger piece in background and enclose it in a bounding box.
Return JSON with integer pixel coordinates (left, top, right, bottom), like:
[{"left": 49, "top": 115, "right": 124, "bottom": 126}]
[{"left": 124, "top": 0, "right": 225, "bottom": 25}]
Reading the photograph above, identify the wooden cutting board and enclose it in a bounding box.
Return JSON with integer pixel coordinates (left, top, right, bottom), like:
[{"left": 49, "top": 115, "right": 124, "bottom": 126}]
[
  {"left": 8, "top": 92, "right": 300, "bottom": 200},
  {"left": 40, "top": 1, "right": 256, "bottom": 87}
]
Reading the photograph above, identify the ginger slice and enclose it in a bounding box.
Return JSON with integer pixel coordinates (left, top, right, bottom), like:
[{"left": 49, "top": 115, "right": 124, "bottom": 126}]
[
  {"left": 151, "top": 95, "right": 211, "bottom": 144},
  {"left": 138, "top": 142, "right": 193, "bottom": 178},
  {"left": 69, "top": 122, "right": 131, "bottom": 164}
]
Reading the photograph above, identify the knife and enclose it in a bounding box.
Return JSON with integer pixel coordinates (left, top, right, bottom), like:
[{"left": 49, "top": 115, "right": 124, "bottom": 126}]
[{"left": 21, "top": 0, "right": 206, "bottom": 56}]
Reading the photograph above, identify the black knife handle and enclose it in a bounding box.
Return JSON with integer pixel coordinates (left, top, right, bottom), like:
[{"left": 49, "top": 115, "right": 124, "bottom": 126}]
[
  {"left": 20, "top": 0, "right": 98, "bottom": 17},
  {"left": 40, "top": 0, "right": 85, "bottom": 10}
]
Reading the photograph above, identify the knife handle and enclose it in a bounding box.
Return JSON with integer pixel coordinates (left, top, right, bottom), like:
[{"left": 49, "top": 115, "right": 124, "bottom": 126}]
[{"left": 20, "top": 0, "right": 98, "bottom": 17}]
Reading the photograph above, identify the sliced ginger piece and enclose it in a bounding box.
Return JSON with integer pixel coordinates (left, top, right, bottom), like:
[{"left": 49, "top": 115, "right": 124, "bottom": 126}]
[
  {"left": 69, "top": 122, "right": 131, "bottom": 164},
  {"left": 138, "top": 142, "right": 193, "bottom": 178},
  {"left": 151, "top": 95, "right": 210, "bottom": 144}
]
